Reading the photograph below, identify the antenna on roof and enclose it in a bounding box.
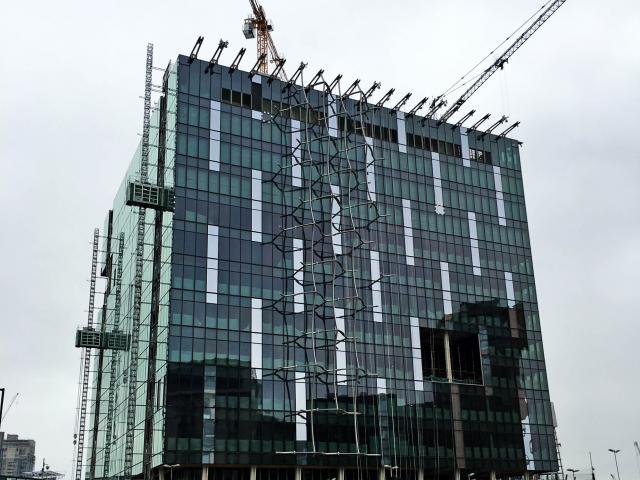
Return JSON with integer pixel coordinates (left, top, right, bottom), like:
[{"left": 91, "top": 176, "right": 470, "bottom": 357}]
[
  {"left": 228, "top": 47, "right": 246, "bottom": 73},
  {"left": 188, "top": 36, "right": 204, "bottom": 64},
  {"left": 407, "top": 97, "right": 428, "bottom": 117},
  {"left": 469, "top": 113, "right": 491, "bottom": 131},
  {"left": 343, "top": 79, "right": 361, "bottom": 98},
  {"left": 205, "top": 40, "right": 228, "bottom": 74},
  {"left": 284, "top": 62, "right": 307, "bottom": 90},
  {"left": 392, "top": 93, "right": 412, "bottom": 112},
  {"left": 498, "top": 121, "right": 521, "bottom": 138},
  {"left": 452, "top": 110, "right": 476, "bottom": 129},
  {"left": 305, "top": 70, "right": 325, "bottom": 91},
  {"left": 363, "top": 82, "right": 381, "bottom": 100},
  {"left": 268, "top": 58, "right": 286, "bottom": 83},
  {"left": 328, "top": 74, "right": 343, "bottom": 93},
  {"left": 249, "top": 53, "right": 267, "bottom": 78},
  {"left": 479, "top": 115, "right": 508, "bottom": 138},
  {"left": 376, "top": 88, "right": 395, "bottom": 107}
]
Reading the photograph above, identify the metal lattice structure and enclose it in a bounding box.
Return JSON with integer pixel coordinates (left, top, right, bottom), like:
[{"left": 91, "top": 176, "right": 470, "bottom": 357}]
[
  {"left": 437, "top": 0, "right": 568, "bottom": 123},
  {"left": 264, "top": 68, "right": 390, "bottom": 461},
  {"left": 74, "top": 228, "right": 99, "bottom": 480},
  {"left": 103, "top": 233, "right": 125, "bottom": 478},
  {"left": 123, "top": 42, "right": 154, "bottom": 480}
]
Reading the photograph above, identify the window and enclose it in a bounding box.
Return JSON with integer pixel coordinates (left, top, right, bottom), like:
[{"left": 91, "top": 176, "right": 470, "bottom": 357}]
[
  {"left": 450, "top": 332, "right": 483, "bottom": 384},
  {"left": 420, "top": 328, "right": 483, "bottom": 384},
  {"left": 420, "top": 328, "right": 448, "bottom": 380}
]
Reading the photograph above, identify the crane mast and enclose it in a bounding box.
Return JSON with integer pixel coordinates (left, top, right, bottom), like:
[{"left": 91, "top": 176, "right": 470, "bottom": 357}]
[
  {"left": 243, "top": 0, "right": 287, "bottom": 79},
  {"left": 437, "top": 0, "right": 568, "bottom": 124}
]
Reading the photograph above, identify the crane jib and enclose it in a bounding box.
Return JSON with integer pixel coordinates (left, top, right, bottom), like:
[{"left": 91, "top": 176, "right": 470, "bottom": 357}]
[{"left": 437, "top": 0, "right": 568, "bottom": 124}]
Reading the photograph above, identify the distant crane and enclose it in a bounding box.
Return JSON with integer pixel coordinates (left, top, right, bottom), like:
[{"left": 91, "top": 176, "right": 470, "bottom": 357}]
[
  {"left": 1, "top": 392, "right": 19, "bottom": 422},
  {"left": 243, "top": 0, "right": 287, "bottom": 79},
  {"left": 435, "top": 0, "right": 569, "bottom": 123}
]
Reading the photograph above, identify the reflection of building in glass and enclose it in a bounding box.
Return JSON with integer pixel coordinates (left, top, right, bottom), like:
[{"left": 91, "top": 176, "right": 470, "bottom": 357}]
[
  {"left": 81, "top": 49, "right": 558, "bottom": 480},
  {"left": 0, "top": 433, "right": 36, "bottom": 476}
]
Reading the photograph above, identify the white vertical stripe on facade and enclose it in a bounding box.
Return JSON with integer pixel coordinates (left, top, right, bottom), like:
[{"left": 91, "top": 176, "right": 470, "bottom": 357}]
[
  {"left": 402, "top": 199, "right": 415, "bottom": 266},
  {"left": 334, "top": 307, "right": 347, "bottom": 385},
  {"left": 251, "top": 170, "right": 262, "bottom": 243},
  {"left": 293, "top": 239, "right": 305, "bottom": 313},
  {"left": 251, "top": 298, "right": 263, "bottom": 380},
  {"left": 206, "top": 225, "right": 219, "bottom": 303},
  {"left": 440, "top": 261, "right": 453, "bottom": 315},
  {"left": 370, "top": 250, "right": 383, "bottom": 322},
  {"left": 328, "top": 95, "right": 338, "bottom": 137},
  {"left": 468, "top": 212, "right": 482, "bottom": 276},
  {"left": 209, "top": 100, "right": 221, "bottom": 171},
  {"left": 460, "top": 127, "right": 471, "bottom": 167},
  {"left": 291, "top": 119, "right": 302, "bottom": 187},
  {"left": 432, "top": 153, "right": 445, "bottom": 215},
  {"left": 295, "top": 371, "right": 307, "bottom": 441},
  {"left": 330, "top": 184, "right": 342, "bottom": 256},
  {"left": 365, "top": 137, "right": 376, "bottom": 202},
  {"left": 410, "top": 317, "right": 424, "bottom": 391},
  {"left": 504, "top": 271, "right": 516, "bottom": 308},
  {"left": 493, "top": 165, "right": 507, "bottom": 226},
  {"left": 397, "top": 111, "right": 407, "bottom": 154},
  {"left": 376, "top": 377, "right": 387, "bottom": 395}
]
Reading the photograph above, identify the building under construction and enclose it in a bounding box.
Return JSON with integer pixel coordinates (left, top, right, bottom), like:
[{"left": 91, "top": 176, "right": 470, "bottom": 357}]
[{"left": 74, "top": 4, "right": 566, "bottom": 480}]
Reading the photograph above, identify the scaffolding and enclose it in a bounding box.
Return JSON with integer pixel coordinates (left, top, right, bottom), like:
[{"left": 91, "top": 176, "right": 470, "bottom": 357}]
[
  {"left": 73, "top": 229, "right": 127, "bottom": 480},
  {"left": 73, "top": 42, "right": 175, "bottom": 480}
]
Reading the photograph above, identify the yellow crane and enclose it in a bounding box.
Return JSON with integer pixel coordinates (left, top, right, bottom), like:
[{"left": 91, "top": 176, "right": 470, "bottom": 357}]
[{"left": 243, "top": 0, "right": 287, "bottom": 79}]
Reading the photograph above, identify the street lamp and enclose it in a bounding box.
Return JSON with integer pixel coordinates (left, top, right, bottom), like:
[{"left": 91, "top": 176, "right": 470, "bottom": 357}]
[
  {"left": 608, "top": 449, "right": 621, "bottom": 480},
  {"left": 468, "top": 473, "right": 476, "bottom": 480},
  {"left": 567, "top": 468, "right": 580, "bottom": 480},
  {"left": 162, "top": 464, "right": 181, "bottom": 480}
]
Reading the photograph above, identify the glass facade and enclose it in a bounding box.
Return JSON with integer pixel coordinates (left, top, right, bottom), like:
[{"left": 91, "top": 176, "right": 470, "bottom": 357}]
[{"left": 87, "top": 53, "right": 557, "bottom": 480}]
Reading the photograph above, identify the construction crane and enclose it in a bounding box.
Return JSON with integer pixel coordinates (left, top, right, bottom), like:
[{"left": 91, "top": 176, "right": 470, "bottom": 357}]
[
  {"left": 243, "top": 0, "right": 287, "bottom": 80},
  {"left": 435, "top": 0, "right": 568, "bottom": 124},
  {"left": 1, "top": 392, "right": 19, "bottom": 422}
]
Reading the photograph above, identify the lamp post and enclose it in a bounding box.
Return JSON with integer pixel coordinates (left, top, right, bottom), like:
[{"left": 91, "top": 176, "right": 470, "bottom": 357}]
[
  {"left": 162, "top": 463, "right": 181, "bottom": 480},
  {"left": 468, "top": 473, "right": 476, "bottom": 480},
  {"left": 609, "top": 449, "right": 621, "bottom": 480},
  {"left": 568, "top": 468, "right": 580, "bottom": 480}
]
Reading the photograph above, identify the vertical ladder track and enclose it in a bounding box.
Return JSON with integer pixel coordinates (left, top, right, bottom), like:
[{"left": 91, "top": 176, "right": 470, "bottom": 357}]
[
  {"left": 123, "top": 42, "right": 154, "bottom": 480},
  {"left": 103, "top": 233, "right": 125, "bottom": 477},
  {"left": 75, "top": 228, "right": 100, "bottom": 480}
]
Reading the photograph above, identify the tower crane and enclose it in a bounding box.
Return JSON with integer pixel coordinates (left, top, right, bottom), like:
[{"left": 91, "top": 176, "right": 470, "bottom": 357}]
[
  {"left": 435, "top": 0, "right": 568, "bottom": 124},
  {"left": 243, "top": 0, "right": 287, "bottom": 80}
]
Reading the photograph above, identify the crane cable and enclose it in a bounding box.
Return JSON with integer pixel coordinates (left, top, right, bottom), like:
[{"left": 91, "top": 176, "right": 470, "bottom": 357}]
[{"left": 440, "top": 1, "right": 551, "bottom": 98}]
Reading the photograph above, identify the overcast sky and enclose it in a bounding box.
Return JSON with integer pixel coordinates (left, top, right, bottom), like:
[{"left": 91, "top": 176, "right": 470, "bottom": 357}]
[{"left": 1, "top": 0, "right": 639, "bottom": 478}]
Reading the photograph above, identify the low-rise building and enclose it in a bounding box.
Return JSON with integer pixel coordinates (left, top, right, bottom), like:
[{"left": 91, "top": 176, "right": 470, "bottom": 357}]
[{"left": 0, "top": 433, "right": 36, "bottom": 477}]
